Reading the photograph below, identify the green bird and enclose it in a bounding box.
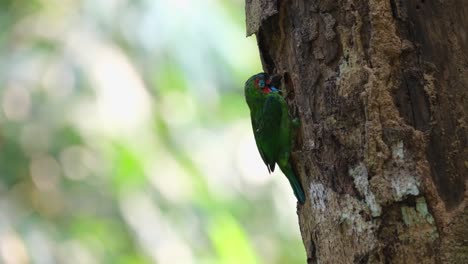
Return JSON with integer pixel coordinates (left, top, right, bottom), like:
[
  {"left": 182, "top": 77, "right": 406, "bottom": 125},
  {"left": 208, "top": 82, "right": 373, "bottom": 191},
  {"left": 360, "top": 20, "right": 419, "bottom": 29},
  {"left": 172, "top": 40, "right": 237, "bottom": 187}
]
[{"left": 244, "top": 72, "right": 305, "bottom": 204}]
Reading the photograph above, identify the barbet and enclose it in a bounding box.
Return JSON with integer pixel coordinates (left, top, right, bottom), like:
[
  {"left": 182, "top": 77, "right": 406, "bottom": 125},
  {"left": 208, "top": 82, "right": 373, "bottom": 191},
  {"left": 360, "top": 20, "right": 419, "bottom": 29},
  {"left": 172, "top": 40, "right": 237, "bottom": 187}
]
[{"left": 244, "top": 73, "right": 305, "bottom": 204}]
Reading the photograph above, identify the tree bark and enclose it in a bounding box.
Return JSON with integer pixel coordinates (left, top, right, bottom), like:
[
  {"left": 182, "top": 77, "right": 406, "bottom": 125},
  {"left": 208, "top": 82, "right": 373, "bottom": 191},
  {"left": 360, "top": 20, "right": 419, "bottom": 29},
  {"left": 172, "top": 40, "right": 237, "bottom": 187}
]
[{"left": 246, "top": 0, "right": 467, "bottom": 263}]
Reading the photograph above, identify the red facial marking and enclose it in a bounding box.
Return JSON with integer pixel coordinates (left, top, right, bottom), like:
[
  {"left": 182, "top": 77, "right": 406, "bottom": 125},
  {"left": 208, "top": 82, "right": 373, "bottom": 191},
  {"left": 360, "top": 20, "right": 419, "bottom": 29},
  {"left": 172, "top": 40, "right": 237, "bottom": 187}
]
[{"left": 262, "top": 87, "right": 272, "bottom": 94}]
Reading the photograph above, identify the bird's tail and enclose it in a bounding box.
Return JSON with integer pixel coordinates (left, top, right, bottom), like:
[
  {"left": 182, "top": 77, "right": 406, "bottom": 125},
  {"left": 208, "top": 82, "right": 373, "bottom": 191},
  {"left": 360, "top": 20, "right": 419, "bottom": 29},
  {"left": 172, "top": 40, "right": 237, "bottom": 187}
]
[{"left": 280, "top": 164, "right": 306, "bottom": 204}]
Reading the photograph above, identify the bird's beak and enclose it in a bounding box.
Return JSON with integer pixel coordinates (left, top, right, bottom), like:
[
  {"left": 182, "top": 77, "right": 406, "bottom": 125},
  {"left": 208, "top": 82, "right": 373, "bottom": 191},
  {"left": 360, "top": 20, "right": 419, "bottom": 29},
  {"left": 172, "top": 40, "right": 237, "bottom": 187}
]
[{"left": 267, "top": 74, "right": 282, "bottom": 88}]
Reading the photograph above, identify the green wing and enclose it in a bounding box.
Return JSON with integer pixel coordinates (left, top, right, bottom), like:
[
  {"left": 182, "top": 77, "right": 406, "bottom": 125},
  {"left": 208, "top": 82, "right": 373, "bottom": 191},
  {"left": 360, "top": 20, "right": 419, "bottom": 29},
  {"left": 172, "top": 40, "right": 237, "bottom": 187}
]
[{"left": 252, "top": 93, "right": 283, "bottom": 173}]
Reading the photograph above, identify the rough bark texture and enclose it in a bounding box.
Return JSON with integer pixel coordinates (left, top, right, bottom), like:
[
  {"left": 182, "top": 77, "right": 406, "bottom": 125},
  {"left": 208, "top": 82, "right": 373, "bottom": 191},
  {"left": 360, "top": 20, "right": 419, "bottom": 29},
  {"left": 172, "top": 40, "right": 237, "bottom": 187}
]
[{"left": 246, "top": 0, "right": 467, "bottom": 263}]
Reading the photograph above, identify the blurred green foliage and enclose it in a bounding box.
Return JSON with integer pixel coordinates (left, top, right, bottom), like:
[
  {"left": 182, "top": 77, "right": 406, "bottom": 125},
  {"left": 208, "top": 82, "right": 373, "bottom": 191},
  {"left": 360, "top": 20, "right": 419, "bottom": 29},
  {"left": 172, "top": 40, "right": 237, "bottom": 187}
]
[{"left": 0, "top": 0, "right": 305, "bottom": 263}]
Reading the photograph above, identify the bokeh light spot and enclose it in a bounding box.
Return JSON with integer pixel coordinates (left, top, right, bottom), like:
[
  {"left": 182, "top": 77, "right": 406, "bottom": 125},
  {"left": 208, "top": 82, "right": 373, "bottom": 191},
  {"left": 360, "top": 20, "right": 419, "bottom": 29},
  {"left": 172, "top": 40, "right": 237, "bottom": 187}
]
[
  {"left": 30, "top": 155, "right": 61, "bottom": 191},
  {"left": 0, "top": 231, "right": 29, "bottom": 264},
  {"left": 2, "top": 85, "right": 31, "bottom": 121},
  {"left": 60, "top": 146, "right": 95, "bottom": 181}
]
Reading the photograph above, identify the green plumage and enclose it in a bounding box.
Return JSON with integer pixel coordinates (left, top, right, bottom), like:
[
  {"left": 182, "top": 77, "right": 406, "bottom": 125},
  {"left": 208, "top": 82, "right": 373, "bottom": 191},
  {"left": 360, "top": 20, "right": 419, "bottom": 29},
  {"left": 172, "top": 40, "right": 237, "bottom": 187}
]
[{"left": 244, "top": 73, "right": 305, "bottom": 204}]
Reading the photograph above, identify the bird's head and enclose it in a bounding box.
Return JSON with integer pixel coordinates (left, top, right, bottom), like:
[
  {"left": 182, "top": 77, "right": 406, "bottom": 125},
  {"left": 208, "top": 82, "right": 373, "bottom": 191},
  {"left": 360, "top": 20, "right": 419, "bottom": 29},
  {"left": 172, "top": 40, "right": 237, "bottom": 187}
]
[{"left": 245, "top": 72, "right": 282, "bottom": 96}]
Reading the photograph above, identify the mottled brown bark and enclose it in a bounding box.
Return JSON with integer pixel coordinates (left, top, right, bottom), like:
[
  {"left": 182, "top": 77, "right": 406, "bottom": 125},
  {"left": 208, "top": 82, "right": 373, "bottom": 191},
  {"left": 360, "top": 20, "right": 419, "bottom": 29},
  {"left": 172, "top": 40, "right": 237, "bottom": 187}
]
[{"left": 246, "top": 0, "right": 467, "bottom": 263}]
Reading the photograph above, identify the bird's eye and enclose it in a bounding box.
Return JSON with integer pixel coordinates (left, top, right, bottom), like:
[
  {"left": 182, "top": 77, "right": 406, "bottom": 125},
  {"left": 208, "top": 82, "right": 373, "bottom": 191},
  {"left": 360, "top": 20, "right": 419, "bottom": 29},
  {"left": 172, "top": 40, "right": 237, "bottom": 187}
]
[{"left": 258, "top": 79, "right": 265, "bottom": 88}]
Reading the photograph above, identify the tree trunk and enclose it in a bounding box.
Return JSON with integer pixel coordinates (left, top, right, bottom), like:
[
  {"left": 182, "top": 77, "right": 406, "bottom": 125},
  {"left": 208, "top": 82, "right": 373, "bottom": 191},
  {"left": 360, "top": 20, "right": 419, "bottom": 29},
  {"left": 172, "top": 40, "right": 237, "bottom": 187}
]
[{"left": 246, "top": 0, "right": 467, "bottom": 263}]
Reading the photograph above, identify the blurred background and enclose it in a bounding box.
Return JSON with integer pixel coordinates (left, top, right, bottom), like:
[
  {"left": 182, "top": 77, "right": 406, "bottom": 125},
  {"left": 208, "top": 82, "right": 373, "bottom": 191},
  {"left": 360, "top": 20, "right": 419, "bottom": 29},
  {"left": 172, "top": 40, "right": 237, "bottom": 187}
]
[{"left": 0, "top": 0, "right": 305, "bottom": 263}]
